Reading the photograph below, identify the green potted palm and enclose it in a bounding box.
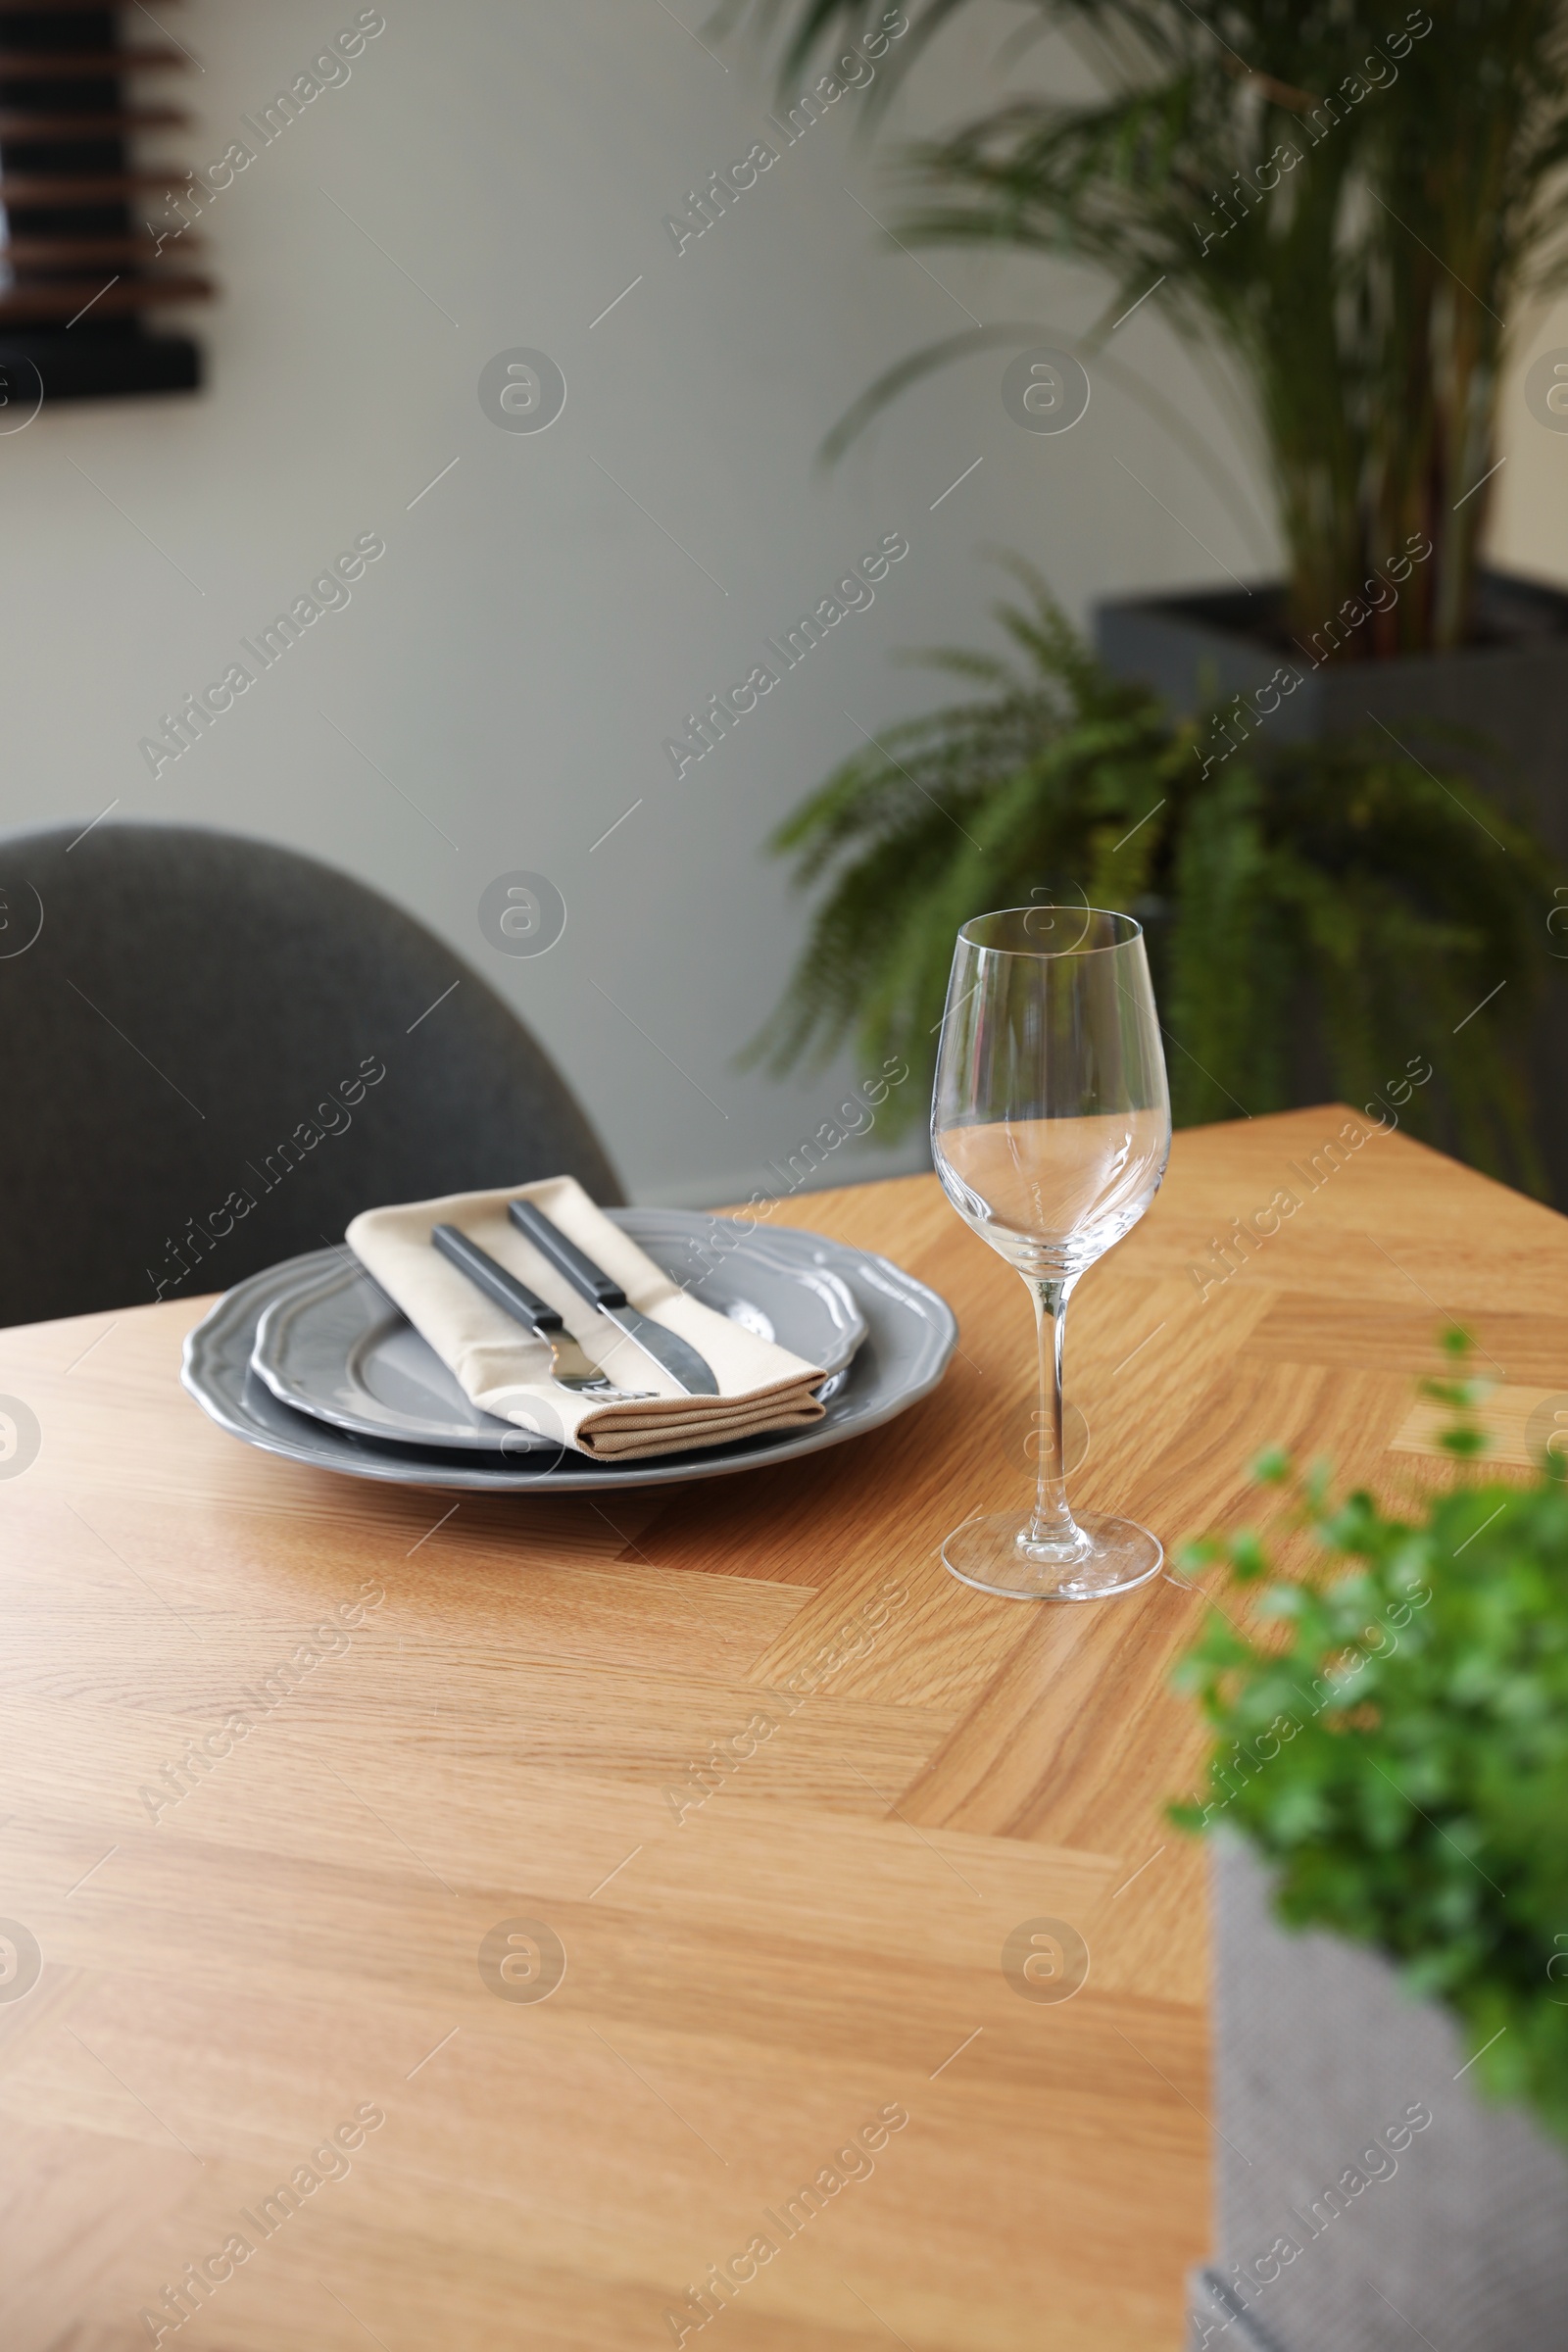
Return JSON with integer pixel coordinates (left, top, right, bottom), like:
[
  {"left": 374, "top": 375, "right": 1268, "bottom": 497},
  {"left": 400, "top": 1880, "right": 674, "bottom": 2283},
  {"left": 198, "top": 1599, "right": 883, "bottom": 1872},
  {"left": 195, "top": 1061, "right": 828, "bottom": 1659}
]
[
  {"left": 1172, "top": 1339, "right": 1568, "bottom": 2347},
  {"left": 730, "top": 0, "right": 1568, "bottom": 1190}
]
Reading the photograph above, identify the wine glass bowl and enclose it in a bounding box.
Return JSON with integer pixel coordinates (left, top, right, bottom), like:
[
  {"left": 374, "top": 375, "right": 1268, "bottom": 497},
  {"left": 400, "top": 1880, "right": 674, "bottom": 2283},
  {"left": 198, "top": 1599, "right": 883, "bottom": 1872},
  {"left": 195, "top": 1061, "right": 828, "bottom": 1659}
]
[
  {"left": 935, "top": 1105, "right": 1170, "bottom": 1281},
  {"left": 932, "top": 906, "right": 1171, "bottom": 1600}
]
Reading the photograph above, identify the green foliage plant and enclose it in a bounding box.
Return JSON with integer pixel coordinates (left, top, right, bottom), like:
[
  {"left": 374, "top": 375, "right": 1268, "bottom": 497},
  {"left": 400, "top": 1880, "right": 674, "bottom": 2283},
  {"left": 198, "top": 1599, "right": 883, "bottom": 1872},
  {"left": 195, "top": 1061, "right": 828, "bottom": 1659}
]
[
  {"left": 1171, "top": 1333, "right": 1568, "bottom": 2145},
  {"left": 749, "top": 565, "right": 1557, "bottom": 1186},
  {"left": 729, "top": 0, "right": 1568, "bottom": 651}
]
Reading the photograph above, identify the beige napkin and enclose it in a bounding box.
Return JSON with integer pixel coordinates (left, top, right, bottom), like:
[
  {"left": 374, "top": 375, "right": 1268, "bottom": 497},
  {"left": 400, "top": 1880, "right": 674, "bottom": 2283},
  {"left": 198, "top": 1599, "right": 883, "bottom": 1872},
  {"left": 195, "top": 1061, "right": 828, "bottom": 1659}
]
[{"left": 346, "top": 1175, "right": 826, "bottom": 1461}]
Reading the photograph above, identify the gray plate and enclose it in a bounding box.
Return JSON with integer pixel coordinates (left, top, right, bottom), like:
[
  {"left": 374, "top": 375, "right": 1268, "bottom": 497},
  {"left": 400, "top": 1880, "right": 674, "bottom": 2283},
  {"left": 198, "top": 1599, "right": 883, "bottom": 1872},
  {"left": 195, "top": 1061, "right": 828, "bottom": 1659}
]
[
  {"left": 181, "top": 1217, "right": 957, "bottom": 1493},
  {"left": 249, "top": 1209, "right": 869, "bottom": 1451}
]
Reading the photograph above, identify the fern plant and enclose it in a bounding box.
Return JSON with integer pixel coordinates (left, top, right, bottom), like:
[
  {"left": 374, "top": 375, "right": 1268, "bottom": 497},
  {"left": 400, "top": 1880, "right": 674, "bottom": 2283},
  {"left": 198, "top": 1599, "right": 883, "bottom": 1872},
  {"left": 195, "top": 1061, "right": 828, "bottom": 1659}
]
[
  {"left": 730, "top": 0, "right": 1568, "bottom": 650},
  {"left": 750, "top": 568, "right": 1556, "bottom": 1185}
]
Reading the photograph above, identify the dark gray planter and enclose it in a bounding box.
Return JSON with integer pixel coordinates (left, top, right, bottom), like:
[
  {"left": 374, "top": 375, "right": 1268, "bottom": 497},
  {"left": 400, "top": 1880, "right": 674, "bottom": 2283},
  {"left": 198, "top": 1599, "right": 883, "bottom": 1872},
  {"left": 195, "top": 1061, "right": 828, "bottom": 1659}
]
[
  {"left": 1188, "top": 1840, "right": 1568, "bottom": 2352},
  {"left": 1095, "top": 571, "right": 1568, "bottom": 1200}
]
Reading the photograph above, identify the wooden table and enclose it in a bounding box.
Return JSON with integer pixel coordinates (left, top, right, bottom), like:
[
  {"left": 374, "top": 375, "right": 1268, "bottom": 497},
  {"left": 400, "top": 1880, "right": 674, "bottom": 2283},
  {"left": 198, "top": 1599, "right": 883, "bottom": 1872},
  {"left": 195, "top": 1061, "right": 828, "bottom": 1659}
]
[{"left": 2, "top": 1105, "right": 1564, "bottom": 2352}]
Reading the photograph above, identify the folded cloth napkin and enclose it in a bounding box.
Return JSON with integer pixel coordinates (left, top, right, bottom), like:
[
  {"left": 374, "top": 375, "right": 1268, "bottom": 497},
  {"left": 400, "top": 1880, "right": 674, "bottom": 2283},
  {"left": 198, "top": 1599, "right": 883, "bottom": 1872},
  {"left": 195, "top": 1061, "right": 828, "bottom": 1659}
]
[{"left": 346, "top": 1175, "right": 826, "bottom": 1461}]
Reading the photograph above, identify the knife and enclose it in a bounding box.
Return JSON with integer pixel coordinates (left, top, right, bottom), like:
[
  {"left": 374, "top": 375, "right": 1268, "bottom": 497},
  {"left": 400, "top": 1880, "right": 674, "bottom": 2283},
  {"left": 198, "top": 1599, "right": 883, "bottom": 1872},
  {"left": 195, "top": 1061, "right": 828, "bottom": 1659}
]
[
  {"left": 430, "top": 1225, "right": 653, "bottom": 1398},
  {"left": 508, "top": 1199, "right": 720, "bottom": 1396}
]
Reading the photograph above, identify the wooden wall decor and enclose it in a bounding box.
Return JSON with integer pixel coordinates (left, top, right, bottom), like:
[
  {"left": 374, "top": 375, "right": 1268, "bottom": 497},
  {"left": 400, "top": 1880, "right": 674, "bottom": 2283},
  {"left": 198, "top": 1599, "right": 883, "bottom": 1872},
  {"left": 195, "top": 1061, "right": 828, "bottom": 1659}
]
[{"left": 0, "top": 0, "right": 209, "bottom": 404}]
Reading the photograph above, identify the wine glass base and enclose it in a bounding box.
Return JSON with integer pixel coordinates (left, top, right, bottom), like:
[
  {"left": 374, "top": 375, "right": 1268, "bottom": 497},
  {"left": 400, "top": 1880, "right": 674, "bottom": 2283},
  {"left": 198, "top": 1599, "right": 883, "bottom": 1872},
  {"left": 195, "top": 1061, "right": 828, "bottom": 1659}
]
[{"left": 942, "top": 1509, "right": 1163, "bottom": 1601}]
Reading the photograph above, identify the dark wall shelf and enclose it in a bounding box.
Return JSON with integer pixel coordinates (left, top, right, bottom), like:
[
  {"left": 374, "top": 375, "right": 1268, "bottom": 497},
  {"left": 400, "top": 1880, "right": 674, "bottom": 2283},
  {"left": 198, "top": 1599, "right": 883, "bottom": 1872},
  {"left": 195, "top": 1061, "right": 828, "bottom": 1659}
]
[{"left": 0, "top": 2, "right": 209, "bottom": 403}]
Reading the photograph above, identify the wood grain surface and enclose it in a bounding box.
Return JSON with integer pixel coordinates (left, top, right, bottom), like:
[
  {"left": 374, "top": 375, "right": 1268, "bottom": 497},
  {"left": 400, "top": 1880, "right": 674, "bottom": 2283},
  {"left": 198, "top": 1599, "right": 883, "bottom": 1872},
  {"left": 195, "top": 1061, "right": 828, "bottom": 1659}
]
[{"left": 1, "top": 1103, "right": 1563, "bottom": 2352}]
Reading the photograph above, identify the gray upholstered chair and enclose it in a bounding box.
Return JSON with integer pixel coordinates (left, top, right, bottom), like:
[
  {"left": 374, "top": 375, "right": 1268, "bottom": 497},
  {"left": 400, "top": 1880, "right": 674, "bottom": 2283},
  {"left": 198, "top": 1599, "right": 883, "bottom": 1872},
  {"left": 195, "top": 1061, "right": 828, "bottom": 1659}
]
[{"left": 0, "top": 822, "right": 621, "bottom": 1326}]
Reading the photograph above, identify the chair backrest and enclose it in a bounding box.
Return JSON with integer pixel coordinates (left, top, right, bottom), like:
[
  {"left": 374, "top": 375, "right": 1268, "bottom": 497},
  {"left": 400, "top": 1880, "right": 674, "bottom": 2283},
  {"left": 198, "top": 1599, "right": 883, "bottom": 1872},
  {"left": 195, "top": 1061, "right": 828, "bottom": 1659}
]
[{"left": 0, "top": 822, "right": 621, "bottom": 1326}]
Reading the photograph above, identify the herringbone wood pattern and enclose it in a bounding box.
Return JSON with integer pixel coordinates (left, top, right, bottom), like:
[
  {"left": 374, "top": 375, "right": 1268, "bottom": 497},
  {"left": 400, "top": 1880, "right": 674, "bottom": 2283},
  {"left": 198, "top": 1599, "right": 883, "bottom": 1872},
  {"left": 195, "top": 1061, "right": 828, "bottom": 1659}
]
[{"left": 1, "top": 1106, "right": 1563, "bottom": 2351}]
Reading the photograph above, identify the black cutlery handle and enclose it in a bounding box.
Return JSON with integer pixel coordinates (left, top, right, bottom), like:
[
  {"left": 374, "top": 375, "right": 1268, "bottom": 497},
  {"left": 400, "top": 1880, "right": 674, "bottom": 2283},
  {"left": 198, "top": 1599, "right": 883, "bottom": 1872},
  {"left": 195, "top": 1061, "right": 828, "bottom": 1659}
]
[
  {"left": 508, "top": 1200, "right": 627, "bottom": 1307},
  {"left": 431, "top": 1224, "right": 564, "bottom": 1332}
]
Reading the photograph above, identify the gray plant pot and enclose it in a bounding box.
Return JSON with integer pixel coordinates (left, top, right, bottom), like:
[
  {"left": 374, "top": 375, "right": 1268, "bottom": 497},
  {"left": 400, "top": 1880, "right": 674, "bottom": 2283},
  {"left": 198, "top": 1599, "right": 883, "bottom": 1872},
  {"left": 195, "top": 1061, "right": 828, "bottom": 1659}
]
[
  {"left": 1188, "top": 1840, "right": 1568, "bottom": 2352},
  {"left": 1095, "top": 571, "right": 1568, "bottom": 1200}
]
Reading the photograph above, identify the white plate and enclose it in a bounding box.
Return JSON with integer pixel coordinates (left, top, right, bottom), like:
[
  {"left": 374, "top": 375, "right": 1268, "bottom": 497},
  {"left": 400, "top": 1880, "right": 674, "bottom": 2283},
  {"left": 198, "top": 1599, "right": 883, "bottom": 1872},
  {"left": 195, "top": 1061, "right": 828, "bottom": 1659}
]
[{"left": 250, "top": 1210, "right": 868, "bottom": 1451}]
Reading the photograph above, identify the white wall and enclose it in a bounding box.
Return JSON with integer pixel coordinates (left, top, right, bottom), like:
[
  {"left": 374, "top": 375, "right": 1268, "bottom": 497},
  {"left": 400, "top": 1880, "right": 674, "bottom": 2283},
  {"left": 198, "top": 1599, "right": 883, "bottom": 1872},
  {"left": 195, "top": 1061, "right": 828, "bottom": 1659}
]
[
  {"left": 7, "top": 2, "right": 1552, "bottom": 1206},
  {"left": 1495, "top": 294, "right": 1568, "bottom": 589}
]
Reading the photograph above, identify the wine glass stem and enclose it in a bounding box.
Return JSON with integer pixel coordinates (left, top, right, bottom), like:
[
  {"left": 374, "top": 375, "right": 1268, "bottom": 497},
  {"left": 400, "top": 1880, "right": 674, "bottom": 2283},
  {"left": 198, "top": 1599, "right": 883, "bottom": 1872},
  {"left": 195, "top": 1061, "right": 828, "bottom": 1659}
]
[{"left": 1027, "top": 1275, "right": 1080, "bottom": 1547}]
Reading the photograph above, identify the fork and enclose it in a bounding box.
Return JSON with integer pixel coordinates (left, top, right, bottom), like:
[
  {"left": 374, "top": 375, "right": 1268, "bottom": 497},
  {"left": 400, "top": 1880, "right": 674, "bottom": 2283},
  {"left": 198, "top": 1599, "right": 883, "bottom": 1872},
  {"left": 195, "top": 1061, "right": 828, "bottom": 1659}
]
[{"left": 430, "top": 1225, "right": 656, "bottom": 1399}]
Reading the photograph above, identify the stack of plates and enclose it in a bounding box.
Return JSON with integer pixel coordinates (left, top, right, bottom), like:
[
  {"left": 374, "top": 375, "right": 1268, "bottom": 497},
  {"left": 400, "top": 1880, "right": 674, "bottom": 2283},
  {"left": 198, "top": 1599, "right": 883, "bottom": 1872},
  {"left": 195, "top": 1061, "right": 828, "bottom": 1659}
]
[{"left": 181, "top": 1208, "right": 958, "bottom": 1493}]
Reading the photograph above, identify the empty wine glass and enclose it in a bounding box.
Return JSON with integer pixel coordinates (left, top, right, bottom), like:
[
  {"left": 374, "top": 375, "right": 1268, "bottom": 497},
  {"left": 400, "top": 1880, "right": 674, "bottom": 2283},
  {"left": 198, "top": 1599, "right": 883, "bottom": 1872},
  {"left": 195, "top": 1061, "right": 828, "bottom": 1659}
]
[{"left": 932, "top": 906, "right": 1171, "bottom": 1599}]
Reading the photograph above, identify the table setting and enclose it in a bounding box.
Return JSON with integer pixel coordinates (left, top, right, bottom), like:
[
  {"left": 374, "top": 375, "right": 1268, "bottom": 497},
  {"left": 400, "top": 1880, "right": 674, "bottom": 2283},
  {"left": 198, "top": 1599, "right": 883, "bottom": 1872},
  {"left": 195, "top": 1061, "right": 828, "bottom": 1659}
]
[
  {"left": 182, "top": 1173, "right": 959, "bottom": 1494},
  {"left": 181, "top": 905, "right": 1175, "bottom": 1604}
]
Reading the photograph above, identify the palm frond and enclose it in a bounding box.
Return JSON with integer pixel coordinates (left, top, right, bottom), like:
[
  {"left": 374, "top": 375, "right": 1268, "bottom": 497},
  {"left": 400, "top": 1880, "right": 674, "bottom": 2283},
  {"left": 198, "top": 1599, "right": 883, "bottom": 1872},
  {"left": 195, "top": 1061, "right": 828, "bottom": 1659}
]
[{"left": 728, "top": 0, "right": 1568, "bottom": 647}]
